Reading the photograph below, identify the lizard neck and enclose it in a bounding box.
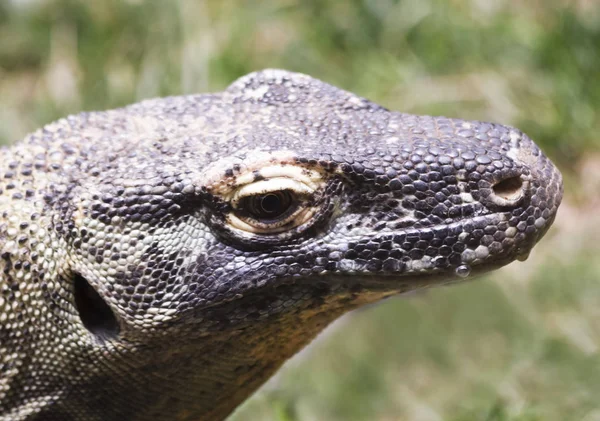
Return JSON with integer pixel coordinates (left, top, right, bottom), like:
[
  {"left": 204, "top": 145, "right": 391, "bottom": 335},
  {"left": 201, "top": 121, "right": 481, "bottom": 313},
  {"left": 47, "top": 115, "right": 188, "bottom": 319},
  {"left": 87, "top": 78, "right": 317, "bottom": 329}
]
[
  {"left": 58, "top": 290, "right": 387, "bottom": 421},
  {"left": 120, "top": 303, "right": 352, "bottom": 420}
]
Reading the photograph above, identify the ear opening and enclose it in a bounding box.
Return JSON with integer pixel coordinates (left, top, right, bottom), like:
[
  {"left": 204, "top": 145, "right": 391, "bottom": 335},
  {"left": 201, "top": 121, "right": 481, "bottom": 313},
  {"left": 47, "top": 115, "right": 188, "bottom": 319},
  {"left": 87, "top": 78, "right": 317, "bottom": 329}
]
[{"left": 73, "top": 273, "right": 120, "bottom": 340}]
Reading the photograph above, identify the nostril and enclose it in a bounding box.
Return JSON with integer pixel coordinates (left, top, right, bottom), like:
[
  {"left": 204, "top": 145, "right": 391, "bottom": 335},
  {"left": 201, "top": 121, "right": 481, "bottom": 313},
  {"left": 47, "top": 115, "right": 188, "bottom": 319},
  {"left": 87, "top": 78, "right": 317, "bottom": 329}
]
[
  {"left": 493, "top": 176, "right": 523, "bottom": 201},
  {"left": 489, "top": 176, "right": 528, "bottom": 207}
]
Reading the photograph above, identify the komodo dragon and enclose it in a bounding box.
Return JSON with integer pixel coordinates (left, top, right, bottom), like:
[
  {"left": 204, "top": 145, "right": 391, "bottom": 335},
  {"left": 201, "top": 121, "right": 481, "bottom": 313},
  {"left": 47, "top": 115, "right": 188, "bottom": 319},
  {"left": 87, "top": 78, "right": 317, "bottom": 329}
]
[{"left": 0, "top": 69, "right": 563, "bottom": 420}]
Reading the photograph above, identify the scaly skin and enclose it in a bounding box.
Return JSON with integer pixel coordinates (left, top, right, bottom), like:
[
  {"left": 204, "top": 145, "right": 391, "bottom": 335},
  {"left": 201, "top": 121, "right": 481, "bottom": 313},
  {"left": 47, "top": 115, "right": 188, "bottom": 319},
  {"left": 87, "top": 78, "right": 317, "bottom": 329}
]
[{"left": 0, "top": 70, "right": 562, "bottom": 420}]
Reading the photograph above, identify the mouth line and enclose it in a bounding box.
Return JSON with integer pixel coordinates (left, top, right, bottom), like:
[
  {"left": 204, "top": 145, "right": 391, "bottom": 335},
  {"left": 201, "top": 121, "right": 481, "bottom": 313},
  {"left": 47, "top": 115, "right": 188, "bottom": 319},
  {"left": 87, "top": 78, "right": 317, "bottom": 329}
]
[
  {"left": 194, "top": 255, "right": 512, "bottom": 317},
  {"left": 187, "top": 263, "right": 503, "bottom": 329},
  {"left": 194, "top": 210, "right": 535, "bottom": 316}
]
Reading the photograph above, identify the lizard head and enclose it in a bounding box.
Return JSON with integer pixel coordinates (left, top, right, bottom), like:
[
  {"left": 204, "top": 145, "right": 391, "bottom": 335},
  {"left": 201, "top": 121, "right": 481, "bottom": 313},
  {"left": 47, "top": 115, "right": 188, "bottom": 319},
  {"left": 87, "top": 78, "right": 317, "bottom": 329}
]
[
  {"left": 3, "top": 70, "right": 562, "bottom": 420},
  {"left": 66, "top": 70, "right": 561, "bottom": 333}
]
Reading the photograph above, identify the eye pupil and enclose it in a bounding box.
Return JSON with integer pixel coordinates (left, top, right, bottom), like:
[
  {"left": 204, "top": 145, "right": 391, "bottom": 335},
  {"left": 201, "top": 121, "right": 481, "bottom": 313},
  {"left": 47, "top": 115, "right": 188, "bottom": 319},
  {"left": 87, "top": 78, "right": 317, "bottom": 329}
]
[
  {"left": 260, "top": 193, "right": 283, "bottom": 214},
  {"left": 243, "top": 190, "right": 294, "bottom": 219}
]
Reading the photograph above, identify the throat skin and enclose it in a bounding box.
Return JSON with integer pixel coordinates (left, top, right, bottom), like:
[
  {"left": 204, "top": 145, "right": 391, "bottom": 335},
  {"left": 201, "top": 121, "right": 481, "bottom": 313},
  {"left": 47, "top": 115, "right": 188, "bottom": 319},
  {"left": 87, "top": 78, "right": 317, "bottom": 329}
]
[{"left": 91, "top": 291, "right": 385, "bottom": 421}]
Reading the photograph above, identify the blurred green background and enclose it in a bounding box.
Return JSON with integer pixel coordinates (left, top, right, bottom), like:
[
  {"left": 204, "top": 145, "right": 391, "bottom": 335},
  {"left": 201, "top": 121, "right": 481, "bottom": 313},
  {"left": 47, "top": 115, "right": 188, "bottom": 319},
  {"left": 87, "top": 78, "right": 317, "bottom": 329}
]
[{"left": 1, "top": 0, "right": 599, "bottom": 420}]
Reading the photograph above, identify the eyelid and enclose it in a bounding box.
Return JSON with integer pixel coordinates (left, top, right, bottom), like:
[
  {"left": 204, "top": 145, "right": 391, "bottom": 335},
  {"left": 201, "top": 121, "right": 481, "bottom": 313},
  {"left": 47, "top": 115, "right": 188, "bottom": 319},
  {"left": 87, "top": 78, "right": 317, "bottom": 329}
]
[
  {"left": 231, "top": 178, "right": 313, "bottom": 208},
  {"left": 233, "top": 165, "right": 323, "bottom": 190}
]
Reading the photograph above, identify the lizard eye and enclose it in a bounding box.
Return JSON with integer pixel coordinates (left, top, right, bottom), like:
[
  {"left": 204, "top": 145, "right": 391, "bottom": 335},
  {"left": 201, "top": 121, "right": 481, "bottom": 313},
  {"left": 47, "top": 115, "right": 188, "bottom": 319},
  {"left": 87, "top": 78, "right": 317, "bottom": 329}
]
[
  {"left": 227, "top": 176, "right": 320, "bottom": 235},
  {"left": 240, "top": 190, "right": 295, "bottom": 220},
  {"left": 209, "top": 163, "right": 332, "bottom": 238}
]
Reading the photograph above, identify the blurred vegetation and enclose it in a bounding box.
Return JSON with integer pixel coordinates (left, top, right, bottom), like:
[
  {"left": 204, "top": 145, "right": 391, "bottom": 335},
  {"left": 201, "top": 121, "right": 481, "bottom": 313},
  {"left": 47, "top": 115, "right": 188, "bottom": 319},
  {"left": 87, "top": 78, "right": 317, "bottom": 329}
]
[
  {"left": 1, "top": 0, "right": 599, "bottom": 170},
  {"left": 1, "top": 0, "right": 599, "bottom": 420}
]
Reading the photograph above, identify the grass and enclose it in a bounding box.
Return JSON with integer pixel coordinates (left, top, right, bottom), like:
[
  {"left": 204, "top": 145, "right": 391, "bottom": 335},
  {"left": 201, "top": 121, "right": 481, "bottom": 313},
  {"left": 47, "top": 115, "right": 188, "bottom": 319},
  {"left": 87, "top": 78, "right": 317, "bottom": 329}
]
[
  {"left": 2, "top": 0, "right": 599, "bottom": 168},
  {"left": 1, "top": 1, "right": 599, "bottom": 419}
]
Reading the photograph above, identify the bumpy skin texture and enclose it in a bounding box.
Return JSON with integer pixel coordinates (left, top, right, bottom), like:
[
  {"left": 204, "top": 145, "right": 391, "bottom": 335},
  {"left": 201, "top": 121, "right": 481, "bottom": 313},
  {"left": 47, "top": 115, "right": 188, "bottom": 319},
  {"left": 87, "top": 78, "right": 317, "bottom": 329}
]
[{"left": 0, "top": 70, "right": 562, "bottom": 420}]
